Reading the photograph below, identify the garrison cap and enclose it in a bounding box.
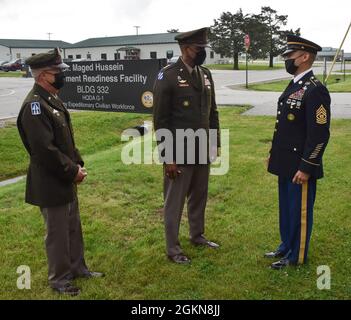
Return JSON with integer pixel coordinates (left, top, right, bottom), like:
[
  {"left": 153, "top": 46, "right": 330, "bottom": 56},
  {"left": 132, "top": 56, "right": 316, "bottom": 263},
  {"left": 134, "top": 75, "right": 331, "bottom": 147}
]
[
  {"left": 175, "top": 27, "right": 209, "bottom": 47},
  {"left": 282, "top": 35, "right": 322, "bottom": 56},
  {"left": 26, "top": 48, "right": 69, "bottom": 70}
]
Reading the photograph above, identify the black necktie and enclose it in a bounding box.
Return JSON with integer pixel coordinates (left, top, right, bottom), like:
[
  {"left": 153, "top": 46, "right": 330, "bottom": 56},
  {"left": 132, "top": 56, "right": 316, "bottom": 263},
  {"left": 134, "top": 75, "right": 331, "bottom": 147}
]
[{"left": 191, "top": 67, "right": 199, "bottom": 86}]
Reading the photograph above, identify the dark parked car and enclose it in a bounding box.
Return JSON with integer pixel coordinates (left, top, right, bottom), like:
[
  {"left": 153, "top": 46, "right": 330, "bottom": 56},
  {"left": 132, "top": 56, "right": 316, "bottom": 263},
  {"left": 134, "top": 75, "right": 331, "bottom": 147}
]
[
  {"left": 0, "top": 60, "right": 9, "bottom": 71},
  {"left": 1, "top": 59, "right": 25, "bottom": 72}
]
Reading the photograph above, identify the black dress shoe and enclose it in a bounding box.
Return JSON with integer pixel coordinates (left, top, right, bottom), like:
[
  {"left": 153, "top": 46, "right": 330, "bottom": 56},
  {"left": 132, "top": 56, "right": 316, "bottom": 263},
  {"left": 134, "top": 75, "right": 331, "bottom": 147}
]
[
  {"left": 52, "top": 283, "right": 80, "bottom": 296},
  {"left": 264, "top": 251, "right": 285, "bottom": 259},
  {"left": 192, "top": 239, "right": 220, "bottom": 249},
  {"left": 270, "top": 258, "right": 292, "bottom": 270},
  {"left": 168, "top": 254, "right": 191, "bottom": 264},
  {"left": 79, "top": 271, "right": 105, "bottom": 278}
]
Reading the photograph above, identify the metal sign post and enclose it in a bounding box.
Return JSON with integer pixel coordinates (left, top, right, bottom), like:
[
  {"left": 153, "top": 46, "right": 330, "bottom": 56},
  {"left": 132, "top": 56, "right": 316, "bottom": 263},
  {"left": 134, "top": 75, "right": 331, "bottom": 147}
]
[{"left": 244, "top": 34, "right": 250, "bottom": 89}]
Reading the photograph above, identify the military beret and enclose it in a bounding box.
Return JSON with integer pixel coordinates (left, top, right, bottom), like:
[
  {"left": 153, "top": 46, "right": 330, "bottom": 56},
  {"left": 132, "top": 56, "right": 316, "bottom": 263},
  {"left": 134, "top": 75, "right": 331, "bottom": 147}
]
[
  {"left": 26, "top": 48, "right": 69, "bottom": 70},
  {"left": 175, "top": 27, "right": 209, "bottom": 47},
  {"left": 282, "top": 35, "right": 322, "bottom": 56}
]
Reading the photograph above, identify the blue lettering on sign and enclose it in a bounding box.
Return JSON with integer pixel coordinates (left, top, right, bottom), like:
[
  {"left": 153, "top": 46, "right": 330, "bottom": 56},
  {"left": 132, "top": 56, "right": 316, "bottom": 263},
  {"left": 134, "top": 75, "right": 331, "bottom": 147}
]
[{"left": 31, "top": 102, "right": 41, "bottom": 116}]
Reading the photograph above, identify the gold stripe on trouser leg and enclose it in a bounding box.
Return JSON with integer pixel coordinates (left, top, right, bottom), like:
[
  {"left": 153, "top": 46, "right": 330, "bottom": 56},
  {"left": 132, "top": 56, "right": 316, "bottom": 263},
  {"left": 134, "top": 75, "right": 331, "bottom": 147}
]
[{"left": 298, "top": 182, "right": 308, "bottom": 264}]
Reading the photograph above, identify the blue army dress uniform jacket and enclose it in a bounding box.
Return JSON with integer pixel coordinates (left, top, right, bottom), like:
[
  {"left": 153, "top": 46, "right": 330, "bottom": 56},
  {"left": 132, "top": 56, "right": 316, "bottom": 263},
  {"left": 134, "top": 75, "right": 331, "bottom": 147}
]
[
  {"left": 153, "top": 58, "right": 220, "bottom": 164},
  {"left": 268, "top": 71, "right": 331, "bottom": 179},
  {"left": 17, "top": 83, "right": 84, "bottom": 208}
]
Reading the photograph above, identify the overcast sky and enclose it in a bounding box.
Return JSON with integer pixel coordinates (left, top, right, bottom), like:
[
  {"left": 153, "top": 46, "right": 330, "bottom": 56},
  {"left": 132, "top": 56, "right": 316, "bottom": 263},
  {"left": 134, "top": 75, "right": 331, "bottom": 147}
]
[{"left": 0, "top": 0, "right": 350, "bottom": 51}]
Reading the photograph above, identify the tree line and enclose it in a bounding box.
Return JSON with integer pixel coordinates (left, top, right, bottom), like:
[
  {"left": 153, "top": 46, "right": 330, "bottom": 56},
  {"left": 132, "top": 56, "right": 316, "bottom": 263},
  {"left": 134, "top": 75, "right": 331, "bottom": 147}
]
[
  {"left": 210, "top": 7, "right": 301, "bottom": 69},
  {"left": 169, "top": 6, "right": 301, "bottom": 69}
]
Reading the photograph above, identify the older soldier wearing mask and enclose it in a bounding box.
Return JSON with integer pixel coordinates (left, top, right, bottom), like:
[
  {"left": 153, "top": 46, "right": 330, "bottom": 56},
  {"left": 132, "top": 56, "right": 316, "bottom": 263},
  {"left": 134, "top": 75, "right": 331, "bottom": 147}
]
[{"left": 17, "top": 48, "right": 104, "bottom": 296}]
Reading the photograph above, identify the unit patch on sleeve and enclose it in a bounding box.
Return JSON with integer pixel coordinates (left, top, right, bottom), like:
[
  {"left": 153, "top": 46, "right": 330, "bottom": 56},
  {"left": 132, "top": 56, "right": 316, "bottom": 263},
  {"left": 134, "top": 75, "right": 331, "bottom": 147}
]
[{"left": 30, "top": 102, "right": 41, "bottom": 116}]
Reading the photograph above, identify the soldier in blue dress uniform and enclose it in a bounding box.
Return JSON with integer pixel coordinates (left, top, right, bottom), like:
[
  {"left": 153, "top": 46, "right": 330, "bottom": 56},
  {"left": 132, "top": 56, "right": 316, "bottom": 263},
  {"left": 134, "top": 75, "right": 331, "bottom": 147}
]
[{"left": 266, "top": 35, "right": 331, "bottom": 269}]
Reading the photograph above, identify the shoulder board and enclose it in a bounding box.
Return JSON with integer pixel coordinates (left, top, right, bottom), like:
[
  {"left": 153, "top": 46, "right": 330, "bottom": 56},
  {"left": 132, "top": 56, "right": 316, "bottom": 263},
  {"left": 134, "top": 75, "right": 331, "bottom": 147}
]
[
  {"left": 310, "top": 76, "right": 320, "bottom": 87},
  {"left": 157, "top": 63, "right": 177, "bottom": 80},
  {"left": 162, "top": 63, "right": 178, "bottom": 72},
  {"left": 199, "top": 65, "right": 210, "bottom": 72},
  {"left": 25, "top": 94, "right": 43, "bottom": 105}
]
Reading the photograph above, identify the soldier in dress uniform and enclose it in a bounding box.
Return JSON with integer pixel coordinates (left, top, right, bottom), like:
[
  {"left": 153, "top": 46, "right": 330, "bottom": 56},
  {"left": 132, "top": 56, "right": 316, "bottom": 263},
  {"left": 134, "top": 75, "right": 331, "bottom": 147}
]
[
  {"left": 17, "top": 48, "right": 104, "bottom": 295},
  {"left": 266, "top": 35, "right": 331, "bottom": 269},
  {"left": 153, "top": 28, "right": 221, "bottom": 264}
]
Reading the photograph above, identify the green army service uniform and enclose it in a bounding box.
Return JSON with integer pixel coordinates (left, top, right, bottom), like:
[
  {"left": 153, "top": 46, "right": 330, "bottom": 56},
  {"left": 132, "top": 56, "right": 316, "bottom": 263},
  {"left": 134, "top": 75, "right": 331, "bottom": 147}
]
[
  {"left": 17, "top": 50, "right": 89, "bottom": 289},
  {"left": 18, "top": 84, "right": 83, "bottom": 207},
  {"left": 153, "top": 28, "right": 220, "bottom": 258}
]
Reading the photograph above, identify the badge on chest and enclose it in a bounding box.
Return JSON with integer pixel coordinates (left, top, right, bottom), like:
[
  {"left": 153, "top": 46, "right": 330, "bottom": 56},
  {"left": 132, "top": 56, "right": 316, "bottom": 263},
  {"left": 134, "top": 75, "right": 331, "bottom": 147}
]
[{"left": 178, "top": 76, "right": 189, "bottom": 87}]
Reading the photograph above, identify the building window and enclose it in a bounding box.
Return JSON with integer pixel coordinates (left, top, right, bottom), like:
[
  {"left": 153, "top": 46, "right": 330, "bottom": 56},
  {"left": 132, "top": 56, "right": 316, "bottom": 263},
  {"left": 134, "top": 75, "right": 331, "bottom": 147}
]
[
  {"left": 101, "top": 53, "right": 107, "bottom": 60},
  {"left": 166, "top": 50, "right": 174, "bottom": 59},
  {"left": 16, "top": 53, "right": 21, "bottom": 58},
  {"left": 68, "top": 55, "right": 73, "bottom": 59},
  {"left": 220, "top": 54, "right": 224, "bottom": 59},
  {"left": 114, "top": 52, "right": 121, "bottom": 60},
  {"left": 76, "top": 54, "right": 82, "bottom": 59},
  {"left": 150, "top": 52, "right": 157, "bottom": 59},
  {"left": 87, "top": 53, "right": 91, "bottom": 60},
  {"left": 210, "top": 51, "right": 214, "bottom": 59},
  {"left": 32, "top": 53, "right": 36, "bottom": 56}
]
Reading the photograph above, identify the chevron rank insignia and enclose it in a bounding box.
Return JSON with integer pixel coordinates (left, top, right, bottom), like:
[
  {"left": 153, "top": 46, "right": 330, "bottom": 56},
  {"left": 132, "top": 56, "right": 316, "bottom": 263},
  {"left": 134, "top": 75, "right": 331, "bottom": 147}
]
[{"left": 316, "top": 105, "right": 327, "bottom": 124}]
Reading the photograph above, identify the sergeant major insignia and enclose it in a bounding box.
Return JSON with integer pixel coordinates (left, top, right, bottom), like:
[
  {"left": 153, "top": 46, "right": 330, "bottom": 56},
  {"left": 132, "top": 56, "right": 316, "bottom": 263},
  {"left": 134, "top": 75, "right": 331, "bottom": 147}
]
[{"left": 31, "top": 102, "right": 41, "bottom": 116}]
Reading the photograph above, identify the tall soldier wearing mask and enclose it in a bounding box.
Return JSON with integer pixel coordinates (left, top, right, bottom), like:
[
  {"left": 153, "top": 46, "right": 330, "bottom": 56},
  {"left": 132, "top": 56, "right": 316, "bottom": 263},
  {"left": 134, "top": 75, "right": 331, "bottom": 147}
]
[
  {"left": 153, "top": 28, "right": 221, "bottom": 264},
  {"left": 266, "top": 35, "right": 331, "bottom": 270},
  {"left": 17, "top": 48, "right": 104, "bottom": 296}
]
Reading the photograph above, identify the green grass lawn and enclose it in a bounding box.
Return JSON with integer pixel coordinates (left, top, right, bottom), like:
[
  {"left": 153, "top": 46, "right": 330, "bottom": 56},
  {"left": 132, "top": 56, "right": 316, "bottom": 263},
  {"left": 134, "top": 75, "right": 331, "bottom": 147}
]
[
  {"left": 205, "top": 63, "right": 284, "bottom": 71},
  {"left": 0, "top": 71, "right": 25, "bottom": 78},
  {"left": 0, "top": 112, "right": 147, "bottom": 181},
  {"left": 248, "top": 74, "right": 351, "bottom": 92},
  {"left": 0, "top": 108, "right": 350, "bottom": 300}
]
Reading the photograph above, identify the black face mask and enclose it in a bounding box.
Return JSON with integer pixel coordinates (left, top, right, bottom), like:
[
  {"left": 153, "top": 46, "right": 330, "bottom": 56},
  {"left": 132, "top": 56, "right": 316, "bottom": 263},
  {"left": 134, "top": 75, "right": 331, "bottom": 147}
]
[
  {"left": 284, "top": 54, "right": 304, "bottom": 75},
  {"left": 52, "top": 72, "right": 65, "bottom": 89},
  {"left": 194, "top": 49, "right": 207, "bottom": 66}
]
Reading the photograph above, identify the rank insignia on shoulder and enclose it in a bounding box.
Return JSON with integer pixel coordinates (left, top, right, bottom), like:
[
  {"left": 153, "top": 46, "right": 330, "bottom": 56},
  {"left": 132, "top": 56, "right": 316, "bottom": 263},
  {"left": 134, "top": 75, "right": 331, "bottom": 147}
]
[
  {"left": 31, "top": 102, "right": 41, "bottom": 116},
  {"left": 158, "top": 72, "right": 164, "bottom": 80},
  {"left": 316, "top": 105, "right": 327, "bottom": 124}
]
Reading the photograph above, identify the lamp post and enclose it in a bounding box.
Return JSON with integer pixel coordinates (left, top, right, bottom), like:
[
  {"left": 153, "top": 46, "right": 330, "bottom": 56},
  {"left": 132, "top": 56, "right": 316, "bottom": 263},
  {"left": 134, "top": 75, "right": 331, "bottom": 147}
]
[{"left": 134, "top": 26, "right": 140, "bottom": 36}]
